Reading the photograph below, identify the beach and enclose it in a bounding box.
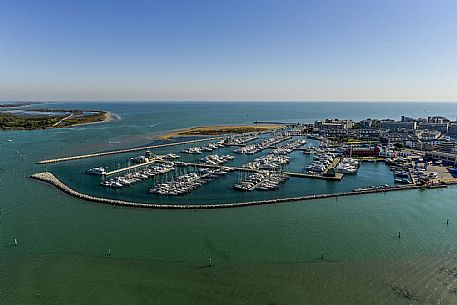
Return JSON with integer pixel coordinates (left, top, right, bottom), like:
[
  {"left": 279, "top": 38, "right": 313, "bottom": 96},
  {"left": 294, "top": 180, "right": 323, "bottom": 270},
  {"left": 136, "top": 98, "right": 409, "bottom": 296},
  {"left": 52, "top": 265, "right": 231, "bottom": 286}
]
[{"left": 156, "top": 124, "right": 282, "bottom": 140}]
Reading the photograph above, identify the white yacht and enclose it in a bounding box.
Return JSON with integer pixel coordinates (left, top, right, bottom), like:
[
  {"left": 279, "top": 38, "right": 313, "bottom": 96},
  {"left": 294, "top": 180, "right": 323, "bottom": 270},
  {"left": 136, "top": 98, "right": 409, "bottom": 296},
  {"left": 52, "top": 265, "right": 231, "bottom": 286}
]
[{"left": 86, "top": 167, "right": 107, "bottom": 175}]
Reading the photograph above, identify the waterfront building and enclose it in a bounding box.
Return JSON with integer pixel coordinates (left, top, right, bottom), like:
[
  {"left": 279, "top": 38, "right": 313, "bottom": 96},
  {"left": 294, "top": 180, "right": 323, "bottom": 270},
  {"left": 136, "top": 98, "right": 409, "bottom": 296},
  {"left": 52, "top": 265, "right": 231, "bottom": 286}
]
[
  {"left": 424, "top": 151, "right": 457, "bottom": 165},
  {"left": 359, "top": 118, "right": 380, "bottom": 128},
  {"left": 448, "top": 124, "right": 457, "bottom": 135},
  {"left": 378, "top": 146, "right": 398, "bottom": 158},
  {"left": 359, "top": 119, "right": 373, "bottom": 128},
  {"left": 348, "top": 128, "right": 381, "bottom": 139},
  {"left": 437, "top": 141, "right": 456, "bottom": 153},
  {"left": 314, "top": 119, "right": 354, "bottom": 130},
  {"left": 345, "top": 145, "right": 381, "bottom": 157},
  {"left": 405, "top": 140, "right": 422, "bottom": 150},
  {"left": 427, "top": 116, "right": 451, "bottom": 124},
  {"left": 320, "top": 128, "right": 348, "bottom": 137},
  {"left": 380, "top": 131, "right": 416, "bottom": 144},
  {"left": 380, "top": 120, "right": 417, "bottom": 130},
  {"left": 418, "top": 122, "right": 449, "bottom": 133},
  {"left": 419, "top": 130, "right": 442, "bottom": 141},
  {"left": 401, "top": 116, "right": 415, "bottom": 122}
]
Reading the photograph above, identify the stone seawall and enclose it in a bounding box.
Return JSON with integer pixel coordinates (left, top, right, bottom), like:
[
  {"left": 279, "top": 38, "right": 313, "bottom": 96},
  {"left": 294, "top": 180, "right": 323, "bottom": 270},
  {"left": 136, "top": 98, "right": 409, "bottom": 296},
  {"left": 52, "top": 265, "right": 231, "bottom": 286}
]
[
  {"left": 37, "top": 136, "right": 224, "bottom": 164},
  {"left": 30, "top": 172, "right": 452, "bottom": 210}
]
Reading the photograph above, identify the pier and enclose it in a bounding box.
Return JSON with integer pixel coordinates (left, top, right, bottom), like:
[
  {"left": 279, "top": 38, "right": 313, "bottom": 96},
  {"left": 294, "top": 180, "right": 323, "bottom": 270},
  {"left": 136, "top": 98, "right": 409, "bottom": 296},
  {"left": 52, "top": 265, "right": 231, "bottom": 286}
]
[
  {"left": 30, "top": 172, "right": 452, "bottom": 210},
  {"left": 104, "top": 156, "right": 166, "bottom": 176},
  {"left": 38, "top": 136, "right": 224, "bottom": 164},
  {"left": 284, "top": 171, "right": 343, "bottom": 180},
  {"left": 174, "top": 162, "right": 343, "bottom": 181},
  {"left": 254, "top": 121, "right": 298, "bottom": 126}
]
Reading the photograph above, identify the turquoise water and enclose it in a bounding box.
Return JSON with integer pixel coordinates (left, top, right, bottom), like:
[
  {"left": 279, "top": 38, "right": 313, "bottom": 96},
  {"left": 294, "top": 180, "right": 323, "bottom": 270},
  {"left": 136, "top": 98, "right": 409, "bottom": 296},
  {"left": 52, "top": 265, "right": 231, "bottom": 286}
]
[{"left": 2, "top": 102, "right": 457, "bottom": 304}]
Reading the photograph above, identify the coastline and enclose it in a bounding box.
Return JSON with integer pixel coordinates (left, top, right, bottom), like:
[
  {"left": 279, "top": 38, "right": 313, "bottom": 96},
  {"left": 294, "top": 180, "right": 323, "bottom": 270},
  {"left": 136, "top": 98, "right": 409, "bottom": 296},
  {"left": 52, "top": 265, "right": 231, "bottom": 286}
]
[
  {"left": 31, "top": 172, "right": 452, "bottom": 210},
  {"left": 0, "top": 110, "right": 116, "bottom": 130},
  {"left": 70, "top": 111, "right": 116, "bottom": 127},
  {"left": 156, "top": 124, "right": 282, "bottom": 140}
]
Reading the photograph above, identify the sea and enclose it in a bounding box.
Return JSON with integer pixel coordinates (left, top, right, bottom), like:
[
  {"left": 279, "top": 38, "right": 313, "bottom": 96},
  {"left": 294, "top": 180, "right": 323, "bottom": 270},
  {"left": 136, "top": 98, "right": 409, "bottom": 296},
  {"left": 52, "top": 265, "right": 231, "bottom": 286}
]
[{"left": 1, "top": 101, "right": 457, "bottom": 305}]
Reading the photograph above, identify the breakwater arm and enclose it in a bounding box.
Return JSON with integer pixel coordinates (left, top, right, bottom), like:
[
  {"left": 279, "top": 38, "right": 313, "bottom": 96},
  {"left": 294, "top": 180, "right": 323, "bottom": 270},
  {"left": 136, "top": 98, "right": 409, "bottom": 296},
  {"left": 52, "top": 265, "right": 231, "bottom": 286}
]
[
  {"left": 30, "top": 172, "right": 450, "bottom": 210},
  {"left": 37, "top": 136, "right": 223, "bottom": 164}
]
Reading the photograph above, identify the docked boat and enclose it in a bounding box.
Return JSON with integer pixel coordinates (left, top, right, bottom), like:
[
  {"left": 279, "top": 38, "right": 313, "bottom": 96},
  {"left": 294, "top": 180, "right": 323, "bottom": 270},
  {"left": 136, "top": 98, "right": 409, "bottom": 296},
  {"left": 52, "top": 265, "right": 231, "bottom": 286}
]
[
  {"left": 336, "top": 164, "right": 357, "bottom": 174},
  {"left": 164, "top": 153, "right": 180, "bottom": 159},
  {"left": 86, "top": 167, "right": 107, "bottom": 175},
  {"left": 394, "top": 178, "right": 410, "bottom": 184},
  {"left": 335, "top": 158, "right": 359, "bottom": 174},
  {"left": 182, "top": 147, "right": 202, "bottom": 154}
]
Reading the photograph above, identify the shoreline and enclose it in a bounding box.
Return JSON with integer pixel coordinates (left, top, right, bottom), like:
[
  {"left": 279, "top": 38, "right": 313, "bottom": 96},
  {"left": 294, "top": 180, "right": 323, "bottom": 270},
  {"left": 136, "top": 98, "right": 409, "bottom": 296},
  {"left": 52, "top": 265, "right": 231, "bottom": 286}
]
[
  {"left": 156, "top": 124, "right": 282, "bottom": 140},
  {"left": 0, "top": 110, "right": 115, "bottom": 130},
  {"left": 30, "top": 172, "right": 452, "bottom": 210},
  {"left": 70, "top": 111, "right": 116, "bottom": 127}
]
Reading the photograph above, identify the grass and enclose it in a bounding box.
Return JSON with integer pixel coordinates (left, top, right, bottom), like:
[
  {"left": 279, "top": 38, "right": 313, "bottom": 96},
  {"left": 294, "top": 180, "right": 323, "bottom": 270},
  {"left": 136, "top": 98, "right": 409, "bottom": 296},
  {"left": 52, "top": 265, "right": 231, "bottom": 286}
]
[
  {"left": 0, "top": 110, "right": 110, "bottom": 130},
  {"left": 157, "top": 125, "right": 283, "bottom": 140}
]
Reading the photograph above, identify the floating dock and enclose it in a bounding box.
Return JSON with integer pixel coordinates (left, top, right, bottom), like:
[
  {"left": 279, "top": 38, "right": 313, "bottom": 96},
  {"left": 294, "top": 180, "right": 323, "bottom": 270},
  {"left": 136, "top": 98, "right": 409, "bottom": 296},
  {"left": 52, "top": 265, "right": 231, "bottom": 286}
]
[{"left": 174, "top": 162, "right": 343, "bottom": 181}]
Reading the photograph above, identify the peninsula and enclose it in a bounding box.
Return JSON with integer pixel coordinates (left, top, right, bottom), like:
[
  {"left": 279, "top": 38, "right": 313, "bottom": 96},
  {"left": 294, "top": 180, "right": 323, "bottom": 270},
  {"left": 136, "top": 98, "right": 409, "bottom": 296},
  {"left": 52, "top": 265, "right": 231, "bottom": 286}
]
[
  {"left": 157, "top": 124, "right": 282, "bottom": 140},
  {"left": 0, "top": 109, "right": 112, "bottom": 130}
]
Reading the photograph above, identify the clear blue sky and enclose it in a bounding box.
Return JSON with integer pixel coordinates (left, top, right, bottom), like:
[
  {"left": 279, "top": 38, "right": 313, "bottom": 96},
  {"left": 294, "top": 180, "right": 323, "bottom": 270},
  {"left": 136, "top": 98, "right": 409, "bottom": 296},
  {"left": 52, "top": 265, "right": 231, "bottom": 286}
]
[{"left": 1, "top": 0, "right": 457, "bottom": 101}]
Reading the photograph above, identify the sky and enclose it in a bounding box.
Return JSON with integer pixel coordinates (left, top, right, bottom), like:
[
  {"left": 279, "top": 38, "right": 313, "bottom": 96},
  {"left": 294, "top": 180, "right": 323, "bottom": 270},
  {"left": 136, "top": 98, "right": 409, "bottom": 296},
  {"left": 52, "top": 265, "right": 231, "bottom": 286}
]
[{"left": 1, "top": 0, "right": 457, "bottom": 102}]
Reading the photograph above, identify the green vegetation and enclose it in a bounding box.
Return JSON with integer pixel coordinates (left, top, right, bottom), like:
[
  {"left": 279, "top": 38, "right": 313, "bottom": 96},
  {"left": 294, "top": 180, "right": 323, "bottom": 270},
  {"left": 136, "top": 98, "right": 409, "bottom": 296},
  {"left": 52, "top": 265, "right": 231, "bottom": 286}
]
[
  {"left": 0, "top": 102, "right": 37, "bottom": 108},
  {"left": 157, "top": 124, "right": 282, "bottom": 139},
  {"left": 0, "top": 109, "right": 109, "bottom": 130},
  {"left": 331, "top": 135, "right": 378, "bottom": 144},
  {"left": 0, "top": 112, "right": 62, "bottom": 129},
  {"left": 61, "top": 111, "right": 107, "bottom": 127}
]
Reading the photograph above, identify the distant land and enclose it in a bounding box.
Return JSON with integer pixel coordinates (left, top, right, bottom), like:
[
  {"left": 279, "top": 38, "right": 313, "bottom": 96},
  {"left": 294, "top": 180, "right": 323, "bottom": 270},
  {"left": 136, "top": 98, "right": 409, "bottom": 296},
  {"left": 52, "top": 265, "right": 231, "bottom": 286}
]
[
  {"left": 0, "top": 102, "right": 43, "bottom": 108},
  {"left": 0, "top": 108, "right": 112, "bottom": 130},
  {"left": 157, "top": 124, "right": 282, "bottom": 140}
]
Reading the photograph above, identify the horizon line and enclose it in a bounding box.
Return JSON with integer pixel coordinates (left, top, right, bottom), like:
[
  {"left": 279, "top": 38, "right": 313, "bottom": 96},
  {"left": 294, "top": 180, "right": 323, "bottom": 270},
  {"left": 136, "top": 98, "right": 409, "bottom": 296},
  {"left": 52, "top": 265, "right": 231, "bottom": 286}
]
[{"left": 2, "top": 99, "right": 457, "bottom": 103}]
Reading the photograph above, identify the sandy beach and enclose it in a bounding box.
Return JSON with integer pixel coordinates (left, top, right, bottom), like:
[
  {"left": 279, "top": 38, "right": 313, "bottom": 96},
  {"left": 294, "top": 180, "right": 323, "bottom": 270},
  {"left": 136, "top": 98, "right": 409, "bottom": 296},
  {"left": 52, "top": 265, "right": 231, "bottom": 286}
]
[
  {"left": 71, "top": 111, "right": 116, "bottom": 127},
  {"left": 156, "top": 124, "right": 282, "bottom": 140}
]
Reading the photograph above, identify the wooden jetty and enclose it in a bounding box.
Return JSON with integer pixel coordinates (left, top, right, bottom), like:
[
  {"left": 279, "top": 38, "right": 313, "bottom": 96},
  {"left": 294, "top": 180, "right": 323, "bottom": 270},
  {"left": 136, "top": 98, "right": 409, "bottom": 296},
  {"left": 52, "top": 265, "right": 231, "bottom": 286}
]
[{"left": 30, "top": 172, "right": 452, "bottom": 210}]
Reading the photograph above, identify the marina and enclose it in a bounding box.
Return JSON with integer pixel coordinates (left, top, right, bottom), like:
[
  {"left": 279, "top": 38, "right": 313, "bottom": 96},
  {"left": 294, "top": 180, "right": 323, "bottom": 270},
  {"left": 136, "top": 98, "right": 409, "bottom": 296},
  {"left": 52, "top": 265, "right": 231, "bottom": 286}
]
[
  {"left": 30, "top": 171, "right": 453, "bottom": 209},
  {"left": 31, "top": 127, "right": 457, "bottom": 204},
  {"left": 102, "top": 156, "right": 167, "bottom": 176},
  {"left": 37, "top": 124, "right": 457, "bottom": 205},
  {"left": 233, "top": 133, "right": 291, "bottom": 154},
  {"left": 6, "top": 101, "right": 457, "bottom": 305},
  {"left": 5, "top": 0, "right": 457, "bottom": 301},
  {"left": 100, "top": 162, "right": 175, "bottom": 188}
]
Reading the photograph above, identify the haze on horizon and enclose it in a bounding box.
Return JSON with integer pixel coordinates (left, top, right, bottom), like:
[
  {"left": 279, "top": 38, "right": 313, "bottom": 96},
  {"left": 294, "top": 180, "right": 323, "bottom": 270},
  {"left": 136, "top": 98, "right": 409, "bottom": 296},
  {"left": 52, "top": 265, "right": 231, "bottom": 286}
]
[{"left": 1, "top": 0, "right": 457, "bottom": 102}]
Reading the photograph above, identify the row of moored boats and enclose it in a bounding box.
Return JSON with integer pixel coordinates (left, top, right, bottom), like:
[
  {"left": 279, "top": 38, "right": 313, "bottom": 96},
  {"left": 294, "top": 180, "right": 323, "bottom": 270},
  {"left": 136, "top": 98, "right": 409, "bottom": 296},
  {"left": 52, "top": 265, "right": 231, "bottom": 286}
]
[
  {"left": 149, "top": 168, "right": 233, "bottom": 195},
  {"left": 242, "top": 154, "right": 290, "bottom": 170},
  {"left": 182, "top": 141, "right": 226, "bottom": 154},
  {"left": 233, "top": 171, "right": 288, "bottom": 191},
  {"left": 100, "top": 163, "right": 175, "bottom": 188},
  {"left": 233, "top": 134, "right": 292, "bottom": 154},
  {"left": 271, "top": 139, "right": 306, "bottom": 154},
  {"left": 199, "top": 154, "right": 235, "bottom": 165}
]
